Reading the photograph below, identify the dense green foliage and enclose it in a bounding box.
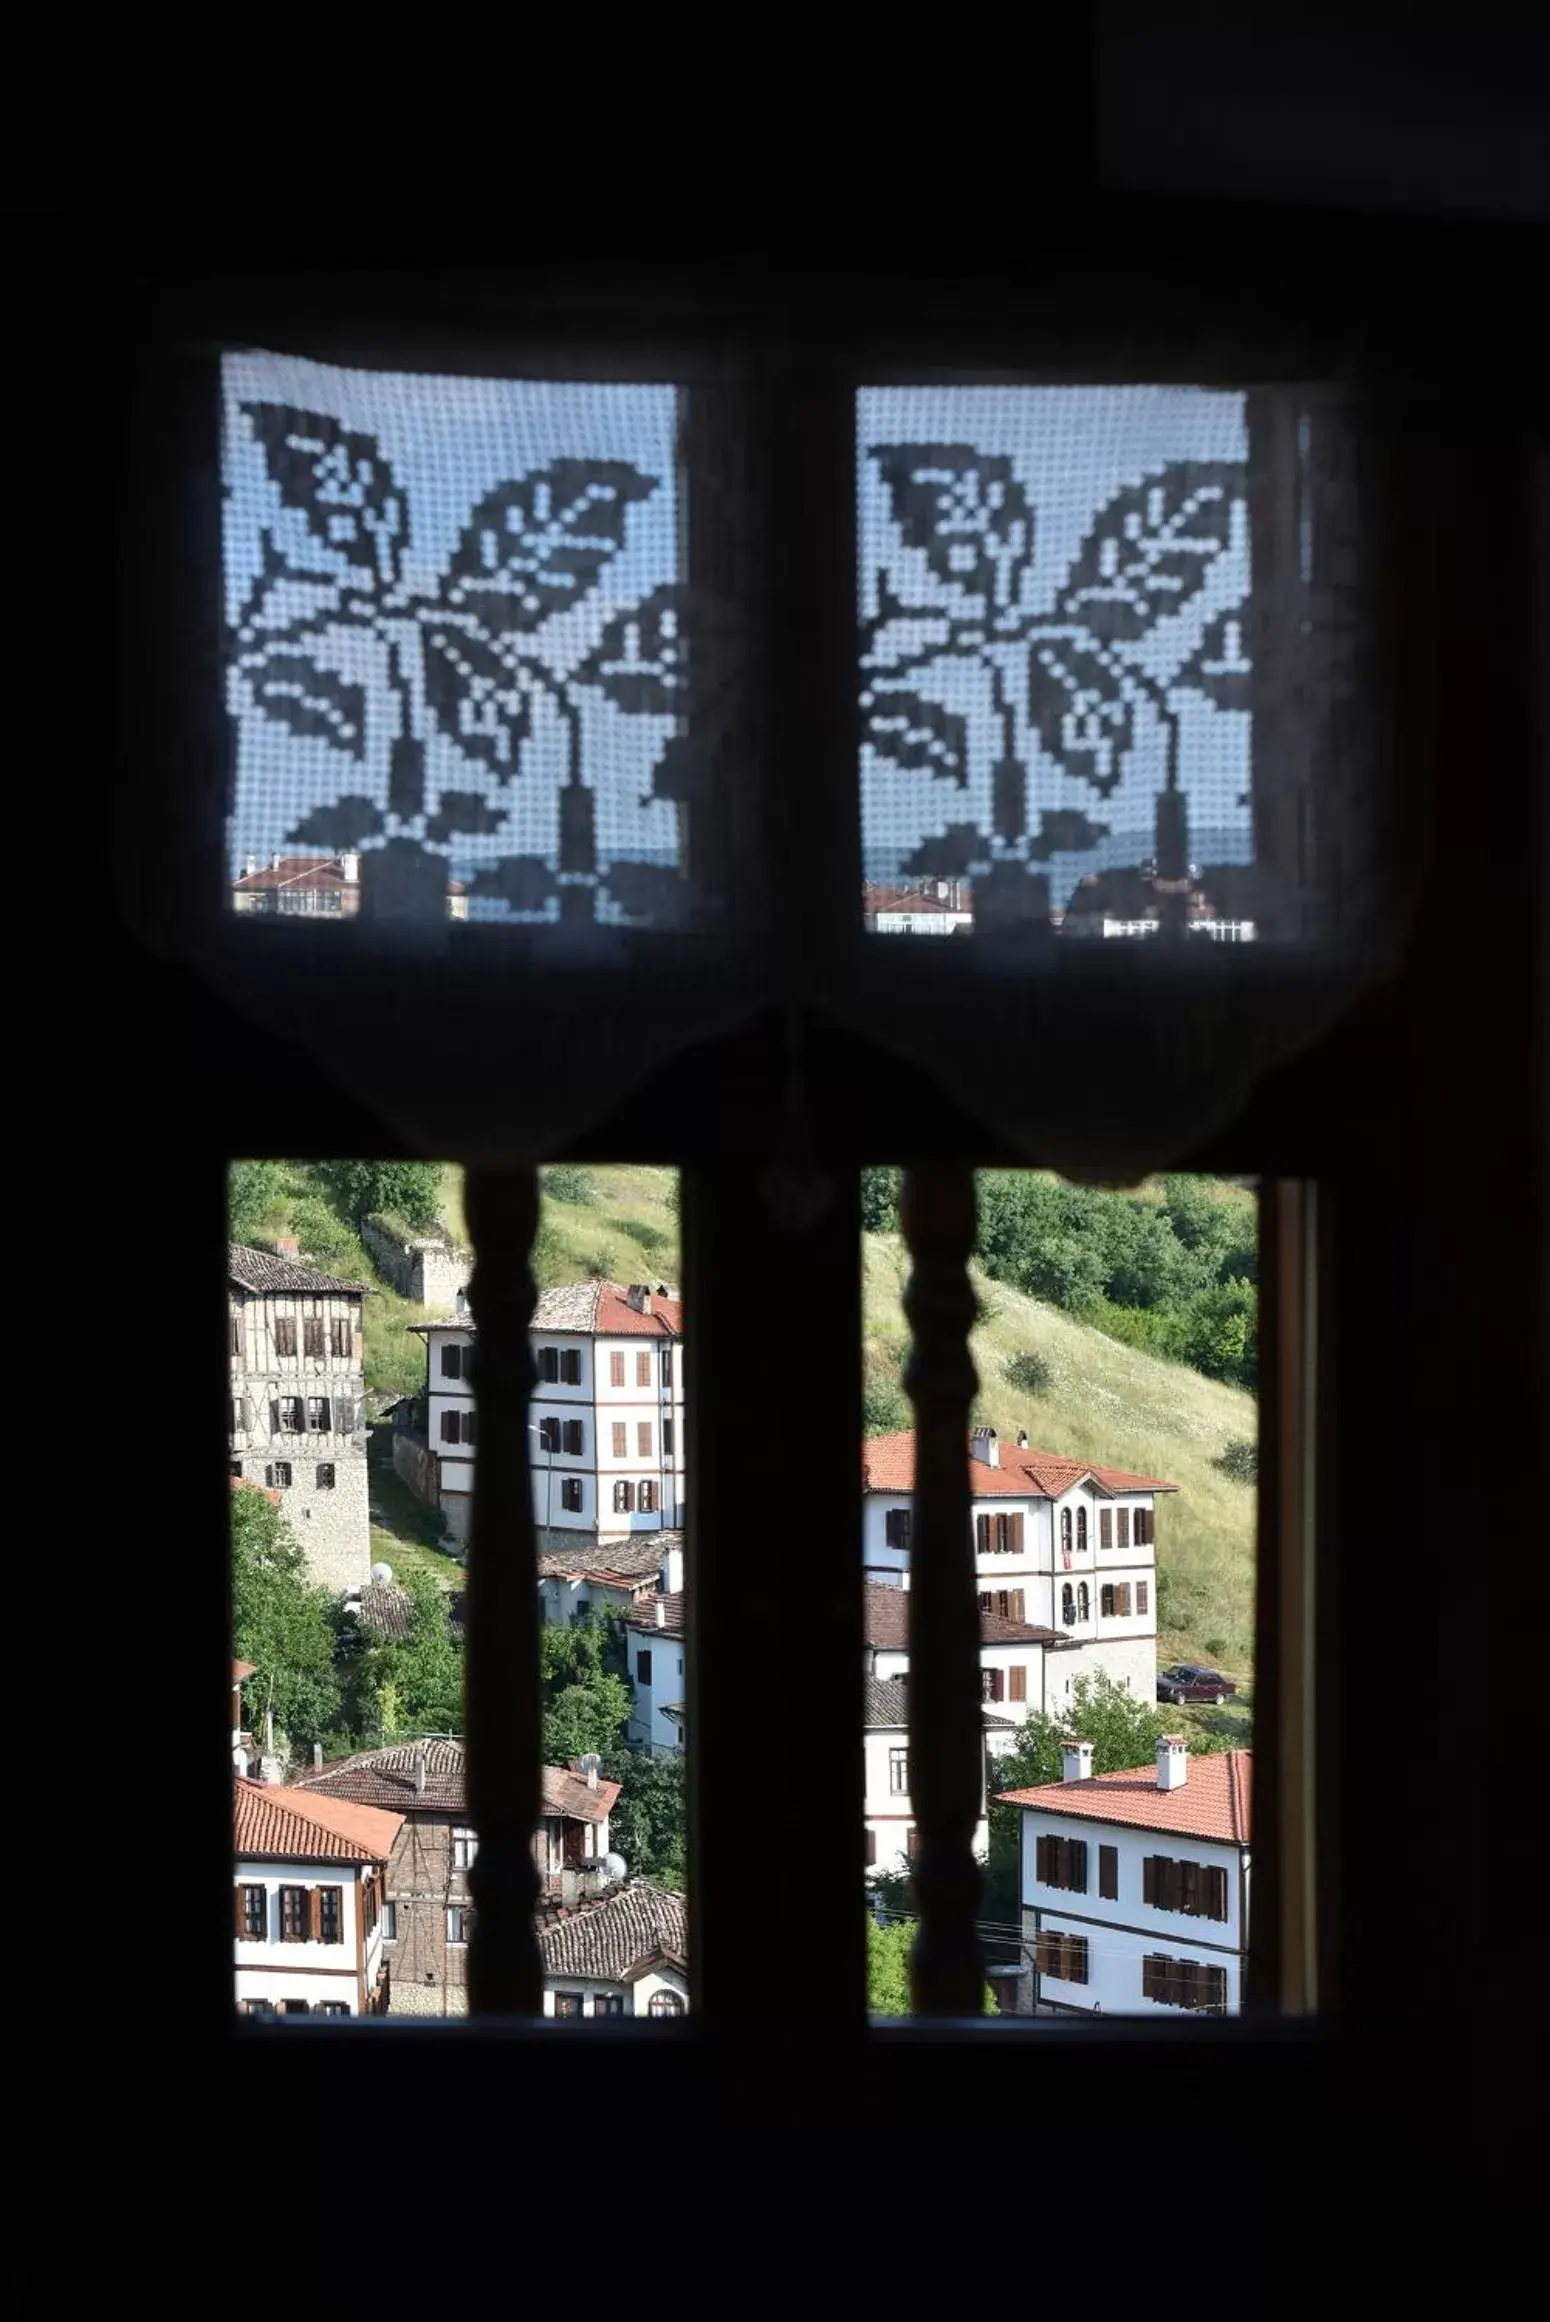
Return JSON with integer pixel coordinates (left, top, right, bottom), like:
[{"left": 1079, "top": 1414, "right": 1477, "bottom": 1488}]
[
  {"left": 231, "top": 1485, "right": 342, "bottom": 1751},
  {"left": 1217, "top": 1438, "right": 1258, "bottom": 1484},
  {"left": 860, "top": 1167, "right": 903, "bottom": 1233},
  {"left": 865, "top": 1914, "right": 996, "bottom": 2015},
  {"left": 1003, "top": 1349, "right": 1052, "bottom": 1396},
  {"left": 542, "top": 1164, "right": 597, "bottom": 1206},
  {"left": 973, "top": 1172, "right": 1258, "bottom": 1389},
  {"left": 338, "top": 1567, "right": 464, "bottom": 1743},
  {"left": 540, "top": 1610, "right": 632, "bottom": 1764},
  {"left": 313, "top": 1161, "right": 444, "bottom": 1232},
  {"left": 228, "top": 1160, "right": 290, "bottom": 1241},
  {"left": 603, "top": 1751, "right": 687, "bottom": 1890}
]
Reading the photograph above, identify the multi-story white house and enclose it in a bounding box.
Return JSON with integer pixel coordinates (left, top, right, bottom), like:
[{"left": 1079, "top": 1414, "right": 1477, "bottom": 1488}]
[
  {"left": 863, "top": 1673, "right": 1006, "bottom": 1874},
  {"left": 862, "top": 1426, "right": 1175, "bottom": 1705},
  {"left": 410, "top": 1280, "right": 684, "bottom": 1547},
  {"left": 539, "top": 1882, "right": 688, "bottom": 2019},
  {"left": 623, "top": 1592, "right": 687, "bottom": 1754},
  {"left": 863, "top": 1582, "right": 1073, "bottom": 1751},
  {"left": 538, "top": 1533, "right": 683, "bottom": 1628},
  {"left": 233, "top": 1779, "right": 402, "bottom": 2017},
  {"left": 229, "top": 1243, "right": 371, "bottom": 1591},
  {"left": 999, "top": 1736, "right": 1252, "bottom": 2017}
]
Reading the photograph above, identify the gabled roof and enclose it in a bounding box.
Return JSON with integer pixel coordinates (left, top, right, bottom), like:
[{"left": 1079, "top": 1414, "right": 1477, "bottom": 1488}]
[
  {"left": 234, "top": 1779, "right": 403, "bottom": 1864},
  {"left": 538, "top": 1882, "right": 687, "bottom": 1984},
  {"left": 233, "top": 1659, "right": 257, "bottom": 1683},
  {"left": 861, "top": 1673, "right": 1010, "bottom": 1734},
  {"left": 998, "top": 1749, "right": 1252, "bottom": 1845},
  {"left": 538, "top": 1532, "right": 679, "bottom": 1587},
  {"left": 863, "top": 1582, "right": 1061, "bottom": 1651},
  {"left": 417, "top": 1281, "right": 683, "bottom": 1340},
  {"left": 624, "top": 1592, "right": 686, "bottom": 1639},
  {"left": 290, "top": 1737, "right": 619, "bottom": 1824},
  {"left": 355, "top": 1579, "right": 466, "bottom": 1644},
  {"left": 861, "top": 1430, "right": 1177, "bottom": 1500},
  {"left": 228, "top": 1243, "right": 371, "bottom": 1298}
]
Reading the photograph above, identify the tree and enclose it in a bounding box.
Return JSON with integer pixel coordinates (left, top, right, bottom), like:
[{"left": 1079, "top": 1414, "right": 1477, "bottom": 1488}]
[
  {"left": 1180, "top": 1276, "right": 1259, "bottom": 1389},
  {"left": 860, "top": 1166, "right": 902, "bottom": 1233},
  {"left": 347, "top": 1567, "right": 464, "bottom": 1741},
  {"left": 983, "top": 1672, "right": 1170, "bottom": 1923},
  {"left": 865, "top": 1913, "right": 997, "bottom": 2015},
  {"left": 314, "top": 1160, "right": 444, "bottom": 1232},
  {"left": 603, "top": 1750, "right": 687, "bottom": 1889},
  {"left": 231, "top": 1483, "right": 341, "bottom": 1755},
  {"left": 228, "top": 1160, "right": 290, "bottom": 1241},
  {"left": 541, "top": 1609, "right": 631, "bottom": 1765}
]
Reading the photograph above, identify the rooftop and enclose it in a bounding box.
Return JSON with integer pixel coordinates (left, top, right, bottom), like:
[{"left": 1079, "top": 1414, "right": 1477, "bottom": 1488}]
[
  {"left": 861, "top": 1673, "right": 1015, "bottom": 1733},
  {"left": 538, "top": 1882, "right": 687, "bottom": 1985},
  {"left": 538, "top": 1532, "right": 679, "bottom": 1587},
  {"left": 861, "top": 1430, "right": 1178, "bottom": 1502},
  {"left": 355, "top": 1579, "right": 466, "bottom": 1644},
  {"left": 863, "top": 1581, "right": 1062, "bottom": 1651},
  {"left": 229, "top": 1243, "right": 372, "bottom": 1298},
  {"left": 233, "top": 1778, "right": 404, "bottom": 1865},
  {"left": 291, "top": 1737, "right": 620, "bottom": 1825},
  {"left": 232, "top": 853, "right": 466, "bottom": 896},
  {"left": 624, "top": 1592, "right": 686, "bottom": 1639},
  {"left": 998, "top": 1748, "right": 1253, "bottom": 1845},
  {"left": 415, "top": 1280, "right": 683, "bottom": 1340}
]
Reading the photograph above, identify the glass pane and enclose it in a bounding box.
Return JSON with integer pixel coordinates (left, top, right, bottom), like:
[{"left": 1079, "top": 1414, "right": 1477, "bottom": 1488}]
[
  {"left": 223, "top": 355, "right": 693, "bottom": 929},
  {"left": 858, "top": 387, "right": 1264, "bottom": 941},
  {"left": 862, "top": 1167, "right": 1257, "bottom": 2019},
  {"left": 229, "top": 1162, "right": 688, "bottom": 2021}
]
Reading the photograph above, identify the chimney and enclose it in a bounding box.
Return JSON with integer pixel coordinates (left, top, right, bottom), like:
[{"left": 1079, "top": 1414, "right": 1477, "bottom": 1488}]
[
  {"left": 971, "top": 1425, "right": 1000, "bottom": 1470},
  {"left": 1061, "top": 1737, "right": 1093, "bottom": 1784},
  {"left": 660, "top": 1543, "right": 684, "bottom": 1597},
  {"left": 338, "top": 851, "right": 360, "bottom": 884},
  {"left": 272, "top": 1235, "right": 300, "bottom": 1258},
  {"left": 1156, "top": 1734, "right": 1188, "bottom": 1791},
  {"left": 626, "top": 1284, "right": 653, "bottom": 1314},
  {"left": 586, "top": 1757, "right": 598, "bottom": 1790},
  {"left": 1017, "top": 1429, "right": 1029, "bottom": 1449},
  {"left": 242, "top": 854, "right": 259, "bottom": 879},
  {"left": 561, "top": 1868, "right": 579, "bottom": 1911},
  {"left": 654, "top": 1597, "right": 667, "bottom": 1629},
  {"left": 413, "top": 1748, "right": 427, "bottom": 1796},
  {"left": 271, "top": 851, "right": 285, "bottom": 870},
  {"left": 312, "top": 1742, "right": 323, "bottom": 1769}
]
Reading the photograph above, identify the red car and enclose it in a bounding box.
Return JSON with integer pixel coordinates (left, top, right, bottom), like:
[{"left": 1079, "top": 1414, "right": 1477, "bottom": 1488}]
[{"left": 1157, "top": 1662, "right": 1237, "bottom": 1706}]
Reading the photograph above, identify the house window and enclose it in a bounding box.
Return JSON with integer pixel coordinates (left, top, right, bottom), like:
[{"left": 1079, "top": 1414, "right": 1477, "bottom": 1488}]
[
  {"left": 453, "top": 1410, "right": 476, "bottom": 1445},
  {"left": 1099, "top": 1844, "right": 1119, "bottom": 1899},
  {"left": 561, "top": 1418, "right": 584, "bottom": 1455},
  {"left": 278, "top": 1396, "right": 303, "bottom": 1433},
  {"left": 331, "top": 1317, "right": 351, "bottom": 1358},
  {"left": 637, "top": 1421, "right": 652, "bottom": 1458},
  {"left": 638, "top": 1480, "right": 657, "bottom": 1512},
  {"left": 1117, "top": 1507, "right": 1131, "bottom": 1549},
  {"left": 1010, "top": 1588, "right": 1025, "bottom": 1619},
  {"left": 279, "top": 1886, "right": 308, "bottom": 1941},
  {"left": 637, "top": 1351, "right": 651, "bottom": 1386},
  {"left": 1099, "top": 1506, "right": 1113, "bottom": 1549},
  {"left": 1076, "top": 1507, "right": 1088, "bottom": 1553},
  {"left": 1137, "top": 1580, "right": 1149, "bottom": 1615},
  {"left": 1115, "top": 1583, "right": 1132, "bottom": 1615},
  {"left": 1061, "top": 1584, "right": 1075, "bottom": 1626},
  {"left": 230, "top": 1458, "right": 243, "bottom": 1479},
  {"left": 905, "top": 1827, "right": 922, "bottom": 1860},
  {"left": 865, "top": 1829, "right": 877, "bottom": 1867},
  {"left": 648, "top": 1991, "right": 685, "bottom": 2016},
  {"left": 1101, "top": 1584, "right": 1115, "bottom": 1617},
  {"left": 1009, "top": 1665, "right": 1027, "bottom": 1703},
  {"left": 1036, "top": 1930, "right": 1089, "bottom": 1984},
  {"left": 382, "top": 1902, "right": 398, "bottom": 1941},
  {"left": 637, "top": 1649, "right": 653, "bottom": 1685},
  {"left": 1035, "top": 1836, "right": 1089, "bottom": 1892},
  {"left": 610, "top": 1352, "right": 626, "bottom": 1387},
  {"left": 274, "top": 1318, "right": 297, "bottom": 1358},
  {"left": 230, "top": 1397, "right": 244, "bottom": 1438},
  {"left": 595, "top": 1993, "right": 626, "bottom": 2016},
  {"left": 441, "top": 1411, "right": 460, "bottom": 1443},
  {"left": 453, "top": 1827, "right": 478, "bottom": 1870},
  {"left": 885, "top": 1508, "right": 912, "bottom": 1550},
  {"left": 560, "top": 1478, "right": 583, "bottom": 1512},
  {"left": 1143, "top": 1856, "right": 1229, "bottom": 1921},
  {"left": 663, "top": 1417, "right": 674, "bottom": 1458},
  {"left": 265, "top": 1462, "right": 293, "bottom": 1489},
  {"left": 230, "top": 1314, "right": 242, "bottom": 1355},
  {"left": 614, "top": 1480, "right": 636, "bottom": 1513},
  {"left": 315, "top": 1463, "right": 335, "bottom": 1489},
  {"left": 446, "top": 1906, "right": 474, "bottom": 1946},
  {"left": 1060, "top": 1508, "right": 1073, "bottom": 1558},
  {"left": 537, "top": 1347, "right": 558, "bottom": 1382},
  {"left": 237, "top": 1883, "right": 265, "bottom": 1940},
  {"left": 306, "top": 1396, "right": 331, "bottom": 1431},
  {"left": 552, "top": 1992, "right": 584, "bottom": 2018},
  {"left": 981, "top": 1667, "right": 1005, "bottom": 1703},
  {"left": 888, "top": 1747, "right": 909, "bottom": 1794},
  {"left": 318, "top": 1887, "right": 344, "bottom": 1944},
  {"left": 1143, "top": 1954, "right": 1228, "bottom": 2012},
  {"left": 661, "top": 1347, "right": 673, "bottom": 1387},
  {"left": 1135, "top": 1506, "right": 1155, "bottom": 1545},
  {"left": 560, "top": 1349, "right": 582, "bottom": 1384},
  {"left": 304, "top": 1317, "right": 324, "bottom": 1358},
  {"left": 280, "top": 1999, "right": 311, "bottom": 2015},
  {"left": 612, "top": 1422, "right": 627, "bottom": 1457},
  {"left": 1077, "top": 1582, "right": 1090, "bottom": 1620},
  {"left": 316, "top": 2002, "right": 350, "bottom": 2017},
  {"left": 538, "top": 1417, "right": 561, "bottom": 1453},
  {"left": 362, "top": 1878, "right": 378, "bottom": 1935},
  {"left": 441, "top": 1343, "right": 463, "bottom": 1377}
]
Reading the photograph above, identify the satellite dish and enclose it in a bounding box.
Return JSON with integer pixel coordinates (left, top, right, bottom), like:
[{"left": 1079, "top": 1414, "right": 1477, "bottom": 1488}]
[
  {"left": 371, "top": 1562, "right": 393, "bottom": 1586},
  {"left": 577, "top": 1751, "right": 602, "bottom": 1777},
  {"left": 602, "top": 1853, "right": 627, "bottom": 1883}
]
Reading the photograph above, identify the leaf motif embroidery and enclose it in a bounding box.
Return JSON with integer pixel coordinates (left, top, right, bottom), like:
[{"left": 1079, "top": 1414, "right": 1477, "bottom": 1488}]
[
  {"left": 445, "top": 461, "right": 657, "bottom": 633},
  {"left": 287, "top": 796, "right": 384, "bottom": 848},
  {"left": 864, "top": 687, "right": 969, "bottom": 785},
  {"left": 243, "top": 405, "right": 405, "bottom": 588},
  {"left": 1057, "top": 461, "right": 1241, "bottom": 642},
  {"left": 872, "top": 444, "right": 1033, "bottom": 612},
  {"left": 424, "top": 792, "right": 510, "bottom": 843},
  {"left": 247, "top": 653, "right": 368, "bottom": 760},
  {"left": 575, "top": 585, "right": 685, "bottom": 714},
  {"left": 1026, "top": 636, "right": 1143, "bottom": 798},
  {"left": 420, "top": 620, "right": 532, "bottom": 774},
  {"left": 1174, "top": 611, "right": 1253, "bottom": 712},
  {"left": 465, "top": 855, "right": 560, "bottom": 913}
]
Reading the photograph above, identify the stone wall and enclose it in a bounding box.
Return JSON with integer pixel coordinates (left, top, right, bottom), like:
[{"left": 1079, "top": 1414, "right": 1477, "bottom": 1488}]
[
  {"left": 233, "top": 1449, "right": 370, "bottom": 1593},
  {"left": 392, "top": 1429, "right": 442, "bottom": 1518},
  {"left": 381, "top": 1813, "right": 471, "bottom": 2015},
  {"left": 360, "top": 1217, "right": 470, "bottom": 1315}
]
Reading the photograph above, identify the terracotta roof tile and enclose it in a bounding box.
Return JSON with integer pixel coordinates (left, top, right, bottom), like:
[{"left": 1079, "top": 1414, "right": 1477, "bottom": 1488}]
[
  {"left": 427, "top": 1283, "right": 683, "bottom": 1339},
  {"left": 863, "top": 1582, "right": 1061, "bottom": 1650},
  {"left": 538, "top": 1882, "right": 687, "bottom": 1983},
  {"left": 624, "top": 1592, "right": 686, "bottom": 1638},
  {"left": 233, "top": 1659, "right": 258, "bottom": 1683},
  {"left": 538, "top": 1532, "right": 680, "bottom": 1586},
  {"left": 228, "top": 1243, "right": 372, "bottom": 1297},
  {"left": 997, "top": 1748, "right": 1252, "bottom": 1844},
  {"left": 354, "top": 1580, "right": 465, "bottom": 1645},
  {"left": 233, "top": 1778, "right": 403, "bottom": 1864},
  {"left": 861, "top": 1430, "right": 1177, "bottom": 1500},
  {"left": 291, "top": 1739, "right": 619, "bottom": 1824}
]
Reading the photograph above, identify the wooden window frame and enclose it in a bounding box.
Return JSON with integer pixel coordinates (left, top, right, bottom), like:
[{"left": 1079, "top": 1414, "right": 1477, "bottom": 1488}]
[{"left": 273, "top": 1319, "right": 296, "bottom": 1360}]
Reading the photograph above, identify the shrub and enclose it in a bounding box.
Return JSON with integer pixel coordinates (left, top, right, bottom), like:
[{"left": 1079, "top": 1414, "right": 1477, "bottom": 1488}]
[
  {"left": 228, "top": 1160, "right": 291, "bottom": 1241},
  {"left": 624, "top": 1217, "right": 670, "bottom": 1257},
  {"left": 863, "top": 1369, "right": 910, "bottom": 1436},
  {"left": 542, "top": 1164, "right": 597, "bottom": 1206},
  {"left": 287, "top": 1195, "right": 361, "bottom": 1271},
  {"left": 315, "top": 1161, "right": 443, "bottom": 1232},
  {"left": 860, "top": 1167, "right": 903, "bottom": 1234},
  {"left": 1216, "top": 1438, "right": 1258, "bottom": 1484},
  {"left": 587, "top": 1246, "right": 619, "bottom": 1281},
  {"left": 1003, "top": 1349, "right": 1052, "bottom": 1396},
  {"left": 1204, "top": 1637, "right": 1227, "bottom": 1659}
]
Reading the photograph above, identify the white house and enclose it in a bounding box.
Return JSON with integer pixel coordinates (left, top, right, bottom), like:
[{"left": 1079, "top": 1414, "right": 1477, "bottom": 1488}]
[
  {"left": 539, "top": 1881, "right": 688, "bottom": 2018},
  {"left": 229, "top": 1243, "right": 371, "bottom": 1591},
  {"left": 233, "top": 1779, "right": 402, "bottom": 2017},
  {"left": 999, "top": 1737, "right": 1252, "bottom": 2018},
  {"left": 863, "top": 880, "right": 975, "bottom": 936},
  {"left": 623, "top": 1592, "right": 686, "bottom": 1753},
  {"left": 410, "top": 1279, "right": 684, "bottom": 1547},
  {"left": 862, "top": 1426, "right": 1176, "bottom": 1706},
  {"left": 863, "top": 1673, "right": 1006, "bottom": 1874},
  {"left": 863, "top": 1582, "right": 1073, "bottom": 1753},
  {"left": 538, "top": 1533, "right": 683, "bottom": 1628}
]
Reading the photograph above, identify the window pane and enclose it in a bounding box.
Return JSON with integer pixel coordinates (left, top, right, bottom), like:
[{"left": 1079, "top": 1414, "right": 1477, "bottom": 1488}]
[
  {"left": 862, "top": 1166, "right": 1258, "bottom": 2019},
  {"left": 222, "top": 357, "right": 697, "bottom": 932}
]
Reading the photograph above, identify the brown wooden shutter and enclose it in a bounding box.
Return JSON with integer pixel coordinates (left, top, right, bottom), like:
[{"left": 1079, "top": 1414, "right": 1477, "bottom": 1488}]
[
  {"left": 234, "top": 1885, "right": 247, "bottom": 1937},
  {"left": 1099, "top": 1507, "right": 1112, "bottom": 1548},
  {"left": 978, "top": 1591, "right": 990, "bottom": 1611},
  {"left": 1009, "top": 1664, "right": 1026, "bottom": 1703},
  {"left": 1116, "top": 1583, "right": 1131, "bottom": 1616},
  {"left": 865, "top": 1829, "right": 877, "bottom": 1867},
  {"left": 1010, "top": 1589, "right": 1024, "bottom": 1620},
  {"left": 1117, "top": 1507, "right": 1130, "bottom": 1548},
  {"left": 1036, "top": 1835, "right": 1052, "bottom": 1883},
  {"left": 610, "top": 1352, "right": 625, "bottom": 1386},
  {"left": 1009, "top": 1513, "right": 1024, "bottom": 1553},
  {"left": 1070, "top": 1840, "right": 1087, "bottom": 1892},
  {"left": 976, "top": 1515, "right": 990, "bottom": 1553},
  {"left": 1099, "top": 1844, "right": 1118, "bottom": 1900},
  {"left": 1207, "top": 1866, "right": 1228, "bottom": 1921},
  {"left": 1143, "top": 1855, "right": 1157, "bottom": 1906},
  {"left": 308, "top": 1887, "right": 322, "bottom": 1942}
]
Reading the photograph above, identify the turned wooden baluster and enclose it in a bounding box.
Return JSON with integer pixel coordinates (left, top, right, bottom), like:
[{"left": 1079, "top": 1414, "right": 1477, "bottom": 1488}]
[
  {"left": 463, "top": 1166, "right": 543, "bottom": 2013},
  {"left": 901, "top": 1164, "right": 986, "bottom": 2014}
]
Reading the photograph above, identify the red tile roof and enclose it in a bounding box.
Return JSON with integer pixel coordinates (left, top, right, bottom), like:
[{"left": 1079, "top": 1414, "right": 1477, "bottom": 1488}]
[
  {"left": 291, "top": 1739, "right": 619, "bottom": 1824},
  {"left": 427, "top": 1282, "right": 683, "bottom": 1340},
  {"left": 233, "top": 1660, "right": 258, "bottom": 1683},
  {"left": 863, "top": 1582, "right": 1060, "bottom": 1649},
  {"left": 997, "top": 1748, "right": 1252, "bottom": 1844},
  {"left": 233, "top": 854, "right": 465, "bottom": 896},
  {"left": 625, "top": 1592, "right": 686, "bottom": 1639},
  {"left": 861, "top": 1430, "right": 1177, "bottom": 1500},
  {"left": 233, "top": 1778, "right": 405, "bottom": 1864}
]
